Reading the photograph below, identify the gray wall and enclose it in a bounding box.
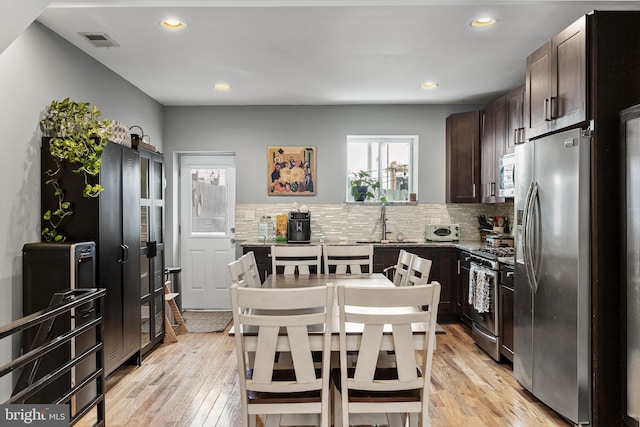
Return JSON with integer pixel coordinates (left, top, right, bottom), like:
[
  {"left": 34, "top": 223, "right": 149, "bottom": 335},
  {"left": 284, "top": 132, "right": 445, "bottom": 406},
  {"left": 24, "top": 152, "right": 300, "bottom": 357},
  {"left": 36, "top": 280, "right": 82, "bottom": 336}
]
[
  {"left": 0, "top": 22, "right": 163, "bottom": 397},
  {"left": 163, "top": 103, "right": 481, "bottom": 262}
]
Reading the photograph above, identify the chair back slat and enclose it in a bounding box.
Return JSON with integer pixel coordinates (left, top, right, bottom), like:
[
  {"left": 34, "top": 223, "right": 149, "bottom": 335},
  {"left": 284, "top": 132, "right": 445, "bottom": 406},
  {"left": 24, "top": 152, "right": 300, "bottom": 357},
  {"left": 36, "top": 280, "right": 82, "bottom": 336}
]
[
  {"left": 323, "top": 244, "right": 373, "bottom": 275},
  {"left": 353, "top": 323, "right": 384, "bottom": 381},
  {"left": 394, "top": 250, "right": 415, "bottom": 286},
  {"left": 406, "top": 255, "right": 432, "bottom": 286},
  {"left": 241, "top": 251, "right": 261, "bottom": 287},
  {"left": 253, "top": 325, "right": 280, "bottom": 383},
  {"left": 271, "top": 245, "right": 322, "bottom": 275},
  {"left": 287, "top": 325, "right": 317, "bottom": 383}
]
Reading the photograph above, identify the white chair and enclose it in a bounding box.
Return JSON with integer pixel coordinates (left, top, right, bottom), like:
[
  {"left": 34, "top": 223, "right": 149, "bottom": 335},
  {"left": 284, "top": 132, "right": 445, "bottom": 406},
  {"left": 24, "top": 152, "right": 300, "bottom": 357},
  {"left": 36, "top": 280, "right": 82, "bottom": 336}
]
[
  {"left": 332, "top": 282, "right": 441, "bottom": 427},
  {"left": 322, "top": 244, "right": 373, "bottom": 275},
  {"left": 231, "top": 283, "right": 334, "bottom": 427},
  {"left": 406, "top": 255, "right": 433, "bottom": 287},
  {"left": 383, "top": 249, "right": 415, "bottom": 286},
  {"left": 271, "top": 245, "right": 322, "bottom": 275}
]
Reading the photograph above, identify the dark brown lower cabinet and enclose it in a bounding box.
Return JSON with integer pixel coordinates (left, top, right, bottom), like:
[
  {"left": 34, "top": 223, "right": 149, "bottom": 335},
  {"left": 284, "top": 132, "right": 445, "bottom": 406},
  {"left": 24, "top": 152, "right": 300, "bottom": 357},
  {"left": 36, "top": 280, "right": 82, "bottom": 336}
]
[
  {"left": 374, "top": 246, "right": 458, "bottom": 322},
  {"left": 500, "top": 283, "right": 514, "bottom": 362},
  {"left": 456, "top": 250, "right": 472, "bottom": 325}
]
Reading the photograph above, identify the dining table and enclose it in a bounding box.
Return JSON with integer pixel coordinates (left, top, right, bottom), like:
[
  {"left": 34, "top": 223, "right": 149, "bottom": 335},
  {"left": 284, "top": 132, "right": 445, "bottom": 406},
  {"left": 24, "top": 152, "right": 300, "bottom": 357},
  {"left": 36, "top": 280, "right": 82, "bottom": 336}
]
[{"left": 229, "top": 273, "right": 437, "bottom": 352}]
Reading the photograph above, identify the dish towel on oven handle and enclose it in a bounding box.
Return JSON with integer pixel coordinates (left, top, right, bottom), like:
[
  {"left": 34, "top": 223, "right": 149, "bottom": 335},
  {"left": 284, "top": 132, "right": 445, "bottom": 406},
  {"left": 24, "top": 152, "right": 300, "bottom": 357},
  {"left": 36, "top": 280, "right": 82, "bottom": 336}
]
[{"left": 469, "top": 265, "right": 491, "bottom": 313}]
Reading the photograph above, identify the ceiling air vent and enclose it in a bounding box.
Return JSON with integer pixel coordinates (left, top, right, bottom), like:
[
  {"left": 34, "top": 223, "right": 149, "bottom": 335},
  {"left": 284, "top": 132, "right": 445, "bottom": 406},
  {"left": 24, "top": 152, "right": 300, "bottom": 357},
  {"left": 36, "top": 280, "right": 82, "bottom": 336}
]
[{"left": 79, "top": 32, "right": 119, "bottom": 48}]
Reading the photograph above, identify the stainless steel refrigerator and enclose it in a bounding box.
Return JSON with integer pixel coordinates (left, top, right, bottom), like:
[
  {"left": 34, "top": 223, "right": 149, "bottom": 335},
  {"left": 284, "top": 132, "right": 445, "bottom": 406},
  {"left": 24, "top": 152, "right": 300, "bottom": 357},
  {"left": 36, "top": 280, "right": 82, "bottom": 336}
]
[
  {"left": 622, "top": 105, "right": 640, "bottom": 423},
  {"left": 514, "top": 127, "right": 591, "bottom": 425}
]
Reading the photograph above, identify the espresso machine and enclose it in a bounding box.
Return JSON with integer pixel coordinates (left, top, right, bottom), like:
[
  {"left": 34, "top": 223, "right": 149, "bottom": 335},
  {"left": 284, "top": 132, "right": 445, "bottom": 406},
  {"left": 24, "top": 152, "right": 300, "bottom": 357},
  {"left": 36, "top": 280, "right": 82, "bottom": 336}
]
[{"left": 287, "top": 211, "right": 311, "bottom": 243}]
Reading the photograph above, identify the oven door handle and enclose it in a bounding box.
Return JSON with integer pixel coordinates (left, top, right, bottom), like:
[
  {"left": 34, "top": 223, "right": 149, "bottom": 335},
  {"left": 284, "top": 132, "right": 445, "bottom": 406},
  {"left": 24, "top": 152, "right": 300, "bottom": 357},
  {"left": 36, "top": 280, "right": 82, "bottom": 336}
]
[{"left": 470, "top": 262, "right": 496, "bottom": 276}]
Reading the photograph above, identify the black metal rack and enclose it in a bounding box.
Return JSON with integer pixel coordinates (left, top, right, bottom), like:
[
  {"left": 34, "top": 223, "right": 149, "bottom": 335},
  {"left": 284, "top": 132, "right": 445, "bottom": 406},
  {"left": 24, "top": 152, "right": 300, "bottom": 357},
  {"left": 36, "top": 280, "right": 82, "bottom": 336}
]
[{"left": 0, "top": 288, "right": 106, "bottom": 426}]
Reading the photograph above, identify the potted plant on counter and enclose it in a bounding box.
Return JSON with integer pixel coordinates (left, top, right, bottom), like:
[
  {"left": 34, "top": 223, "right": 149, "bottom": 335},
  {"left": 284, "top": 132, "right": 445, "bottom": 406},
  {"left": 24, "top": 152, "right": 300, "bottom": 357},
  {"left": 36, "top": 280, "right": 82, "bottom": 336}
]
[
  {"left": 350, "top": 170, "right": 380, "bottom": 202},
  {"left": 39, "top": 98, "right": 111, "bottom": 242}
]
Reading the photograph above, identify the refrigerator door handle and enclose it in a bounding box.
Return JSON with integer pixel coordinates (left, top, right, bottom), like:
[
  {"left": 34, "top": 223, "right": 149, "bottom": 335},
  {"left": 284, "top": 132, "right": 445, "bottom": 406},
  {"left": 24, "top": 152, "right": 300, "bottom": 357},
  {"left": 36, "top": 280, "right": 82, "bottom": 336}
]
[
  {"left": 522, "top": 182, "right": 535, "bottom": 292},
  {"left": 525, "top": 183, "right": 539, "bottom": 293}
]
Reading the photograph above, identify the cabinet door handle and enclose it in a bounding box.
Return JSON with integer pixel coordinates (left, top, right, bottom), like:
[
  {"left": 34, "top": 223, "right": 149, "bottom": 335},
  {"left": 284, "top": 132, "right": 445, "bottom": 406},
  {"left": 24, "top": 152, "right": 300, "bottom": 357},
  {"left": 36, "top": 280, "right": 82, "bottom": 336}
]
[
  {"left": 544, "top": 98, "right": 550, "bottom": 121},
  {"left": 545, "top": 97, "right": 556, "bottom": 121},
  {"left": 491, "top": 182, "right": 496, "bottom": 197},
  {"left": 513, "top": 128, "right": 518, "bottom": 145},
  {"left": 119, "top": 244, "right": 129, "bottom": 264},
  {"left": 473, "top": 184, "right": 476, "bottom": 198}
]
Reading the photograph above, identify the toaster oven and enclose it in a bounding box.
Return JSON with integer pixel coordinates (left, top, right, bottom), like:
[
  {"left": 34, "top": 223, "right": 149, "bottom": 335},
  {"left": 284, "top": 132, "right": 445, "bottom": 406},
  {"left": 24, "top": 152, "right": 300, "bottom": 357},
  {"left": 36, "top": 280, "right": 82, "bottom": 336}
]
[{"left": 425, "top": 224, "right": 460, "bottom": 242}]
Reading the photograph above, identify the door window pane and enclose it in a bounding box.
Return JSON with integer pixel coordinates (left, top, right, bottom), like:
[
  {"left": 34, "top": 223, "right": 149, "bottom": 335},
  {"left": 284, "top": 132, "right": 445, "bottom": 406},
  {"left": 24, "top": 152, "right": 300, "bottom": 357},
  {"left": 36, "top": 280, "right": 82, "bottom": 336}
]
[
  {"left": 153, "top": 206, "right": 163, "bottom": 243},
  {"left": 191, "top": 168, "right": 228, "bottom": 234},
  {"left": 141, "top": 301, "right": 151, "bottom": 347},
  {"left": 140, "top": 158, "right": 149, "bottom": 199},
  {"left": 153, "top": 161, "right": 163, "bottom": 200},
  {"left": 140, "top": 206, "right": 149, "bottom": 246}
]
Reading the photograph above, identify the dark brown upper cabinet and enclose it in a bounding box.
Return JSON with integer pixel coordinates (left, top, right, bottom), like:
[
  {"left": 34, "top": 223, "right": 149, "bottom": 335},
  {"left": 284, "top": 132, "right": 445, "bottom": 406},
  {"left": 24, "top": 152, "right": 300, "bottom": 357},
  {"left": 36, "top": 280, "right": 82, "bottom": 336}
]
[
  {"left": 481, "top": 95, "right": 506, "bottom": 203},
  {"left": 446, "top": 110, "right": 481, "bottom": 203},
  {"left": 505, "top": 84, "right": 525, "bottom": 153},
  {"left": 524, "top": 15, "right": 586, "bottom": 140}
]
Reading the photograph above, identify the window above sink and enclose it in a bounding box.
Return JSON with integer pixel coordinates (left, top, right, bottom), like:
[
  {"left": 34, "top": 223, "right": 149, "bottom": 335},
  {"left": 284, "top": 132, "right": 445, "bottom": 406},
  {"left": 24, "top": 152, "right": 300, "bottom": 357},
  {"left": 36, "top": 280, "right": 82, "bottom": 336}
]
[{"left": 346, "top": 135, "right": 418, "bottom": 203}]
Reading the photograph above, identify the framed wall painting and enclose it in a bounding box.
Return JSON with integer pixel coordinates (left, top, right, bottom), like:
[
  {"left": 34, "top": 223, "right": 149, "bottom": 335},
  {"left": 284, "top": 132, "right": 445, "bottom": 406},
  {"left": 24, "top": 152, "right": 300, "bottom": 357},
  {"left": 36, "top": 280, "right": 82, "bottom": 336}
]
[{"left": 268, "top": 146, "right": 316, "bottom": 195}]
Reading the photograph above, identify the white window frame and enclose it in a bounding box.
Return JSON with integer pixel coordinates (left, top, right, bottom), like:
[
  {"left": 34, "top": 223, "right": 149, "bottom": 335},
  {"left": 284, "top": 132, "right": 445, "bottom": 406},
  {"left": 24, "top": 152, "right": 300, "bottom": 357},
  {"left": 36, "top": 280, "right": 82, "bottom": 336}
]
[{"left": 346, "top": 135, "right": 419, "bottom": 203}]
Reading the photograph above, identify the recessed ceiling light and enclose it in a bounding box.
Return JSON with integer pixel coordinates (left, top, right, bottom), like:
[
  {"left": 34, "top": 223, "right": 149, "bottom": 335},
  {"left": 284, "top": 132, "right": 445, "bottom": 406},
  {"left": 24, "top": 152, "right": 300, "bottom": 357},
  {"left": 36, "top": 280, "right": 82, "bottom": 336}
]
[
  {"left": 214, "top": 83, "right": 232, "bottom": 91},
  {"left": 160, "top": 19, "right": 187, "bottom": 30},
  {"left": 470, "top": 17, "right": 497, "bottom": 28},
  {"left": 421, "top": 82, "right": 439, "bottom": 90}
]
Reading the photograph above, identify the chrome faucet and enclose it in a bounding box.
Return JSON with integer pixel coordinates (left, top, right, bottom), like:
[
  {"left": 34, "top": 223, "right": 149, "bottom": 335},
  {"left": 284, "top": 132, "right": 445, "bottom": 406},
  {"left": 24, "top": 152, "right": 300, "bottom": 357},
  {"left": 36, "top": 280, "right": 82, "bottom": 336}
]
[{"left": 381, "top": 204, "right": 392, "bottom": 241}]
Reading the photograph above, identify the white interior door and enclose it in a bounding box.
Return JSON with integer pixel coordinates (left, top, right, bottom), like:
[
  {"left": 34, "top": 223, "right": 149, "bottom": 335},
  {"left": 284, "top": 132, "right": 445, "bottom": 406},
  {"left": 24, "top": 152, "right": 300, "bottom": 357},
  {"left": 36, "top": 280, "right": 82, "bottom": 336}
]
[{"left": 179, "top": 154, "right": 236, "bottom": 310}]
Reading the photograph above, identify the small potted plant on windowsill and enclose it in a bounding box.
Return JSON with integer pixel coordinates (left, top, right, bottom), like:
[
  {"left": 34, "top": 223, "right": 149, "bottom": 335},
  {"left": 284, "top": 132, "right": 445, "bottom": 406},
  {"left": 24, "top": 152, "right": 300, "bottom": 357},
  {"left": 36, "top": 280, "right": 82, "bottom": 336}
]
[{"left": 350, "top": 170, "right": 380, "bottom": 202}]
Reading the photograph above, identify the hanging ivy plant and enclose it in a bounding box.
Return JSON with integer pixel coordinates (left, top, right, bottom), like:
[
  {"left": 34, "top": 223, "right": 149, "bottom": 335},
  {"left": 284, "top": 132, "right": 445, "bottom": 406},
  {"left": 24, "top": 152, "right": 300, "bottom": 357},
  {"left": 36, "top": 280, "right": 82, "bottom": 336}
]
[{"left": 39, "top": 98, "right": 111, "bottom": 242}]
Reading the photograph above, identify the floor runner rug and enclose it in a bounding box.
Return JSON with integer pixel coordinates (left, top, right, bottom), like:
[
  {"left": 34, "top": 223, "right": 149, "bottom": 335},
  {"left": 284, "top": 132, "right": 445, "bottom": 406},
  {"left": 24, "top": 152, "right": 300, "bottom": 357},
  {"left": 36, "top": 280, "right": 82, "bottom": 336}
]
[{"left": 182, "top": 310, "right": 233, "bottom": 333}]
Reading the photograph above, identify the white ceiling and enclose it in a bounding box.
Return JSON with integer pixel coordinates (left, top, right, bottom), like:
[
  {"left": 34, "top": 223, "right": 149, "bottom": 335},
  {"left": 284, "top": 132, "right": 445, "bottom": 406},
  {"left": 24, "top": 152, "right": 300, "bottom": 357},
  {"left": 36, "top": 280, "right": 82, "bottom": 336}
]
[{"left": 37, "top": 0, "right": 640, "bottom": 106}]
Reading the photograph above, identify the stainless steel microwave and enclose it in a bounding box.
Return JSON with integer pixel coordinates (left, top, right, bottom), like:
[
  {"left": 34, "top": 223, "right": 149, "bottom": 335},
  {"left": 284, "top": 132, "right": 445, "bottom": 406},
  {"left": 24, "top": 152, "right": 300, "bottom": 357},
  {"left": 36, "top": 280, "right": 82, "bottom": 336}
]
[{"left": 499, "top": 153, "right": 516, "bottom": 198}]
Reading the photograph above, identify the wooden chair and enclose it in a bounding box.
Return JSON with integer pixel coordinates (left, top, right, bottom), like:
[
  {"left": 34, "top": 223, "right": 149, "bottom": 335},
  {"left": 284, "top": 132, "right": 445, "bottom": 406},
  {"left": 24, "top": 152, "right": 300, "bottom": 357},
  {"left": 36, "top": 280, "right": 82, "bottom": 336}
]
[
  {"left": 406, "top": 255, "right": 433, "bottom": 287},
  {"left": 382, "top": 249, "right": 415, "bottom": 286},
  {"left": 271, "top": 245, "right": 322, "bottom": 275},
  {"left": 322, "top": 244, "right": 373, "bottom": 275},
  {"left": 231, "top": 283, "right": 334, "bottom": 427},
  {"left": 332, "top": 282, "right": 441, "bottom": 427}
]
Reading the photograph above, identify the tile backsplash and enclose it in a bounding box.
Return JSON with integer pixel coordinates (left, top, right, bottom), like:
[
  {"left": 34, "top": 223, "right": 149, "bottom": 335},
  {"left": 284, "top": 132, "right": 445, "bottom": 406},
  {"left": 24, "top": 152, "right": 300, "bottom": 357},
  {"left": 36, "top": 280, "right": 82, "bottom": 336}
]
[{"left": 235, "top": 202, "right": 514, "bottom": 243}]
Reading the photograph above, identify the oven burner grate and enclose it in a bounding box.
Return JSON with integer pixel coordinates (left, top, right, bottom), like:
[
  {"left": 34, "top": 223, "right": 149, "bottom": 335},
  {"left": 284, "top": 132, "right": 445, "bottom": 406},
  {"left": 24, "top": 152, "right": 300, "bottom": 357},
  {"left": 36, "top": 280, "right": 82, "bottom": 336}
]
[{"left": 475, "top": 247, "right": 515, "bottom": 257}]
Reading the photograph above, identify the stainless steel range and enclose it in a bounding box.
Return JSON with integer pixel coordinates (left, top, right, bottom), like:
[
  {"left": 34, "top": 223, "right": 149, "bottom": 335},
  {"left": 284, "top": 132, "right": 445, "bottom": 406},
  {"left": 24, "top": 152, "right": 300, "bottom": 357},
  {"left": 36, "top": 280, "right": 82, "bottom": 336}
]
[{"left": 469, "top": 246, "right": 515, "bottom": 361}]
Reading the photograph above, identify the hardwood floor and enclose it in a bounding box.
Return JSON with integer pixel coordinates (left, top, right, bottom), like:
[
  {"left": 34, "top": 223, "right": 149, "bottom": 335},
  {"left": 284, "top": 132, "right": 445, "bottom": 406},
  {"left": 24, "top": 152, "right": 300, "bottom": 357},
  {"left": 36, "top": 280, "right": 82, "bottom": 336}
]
[{"left": 76, "top": 323, "right": 569, "bottom": 426}]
